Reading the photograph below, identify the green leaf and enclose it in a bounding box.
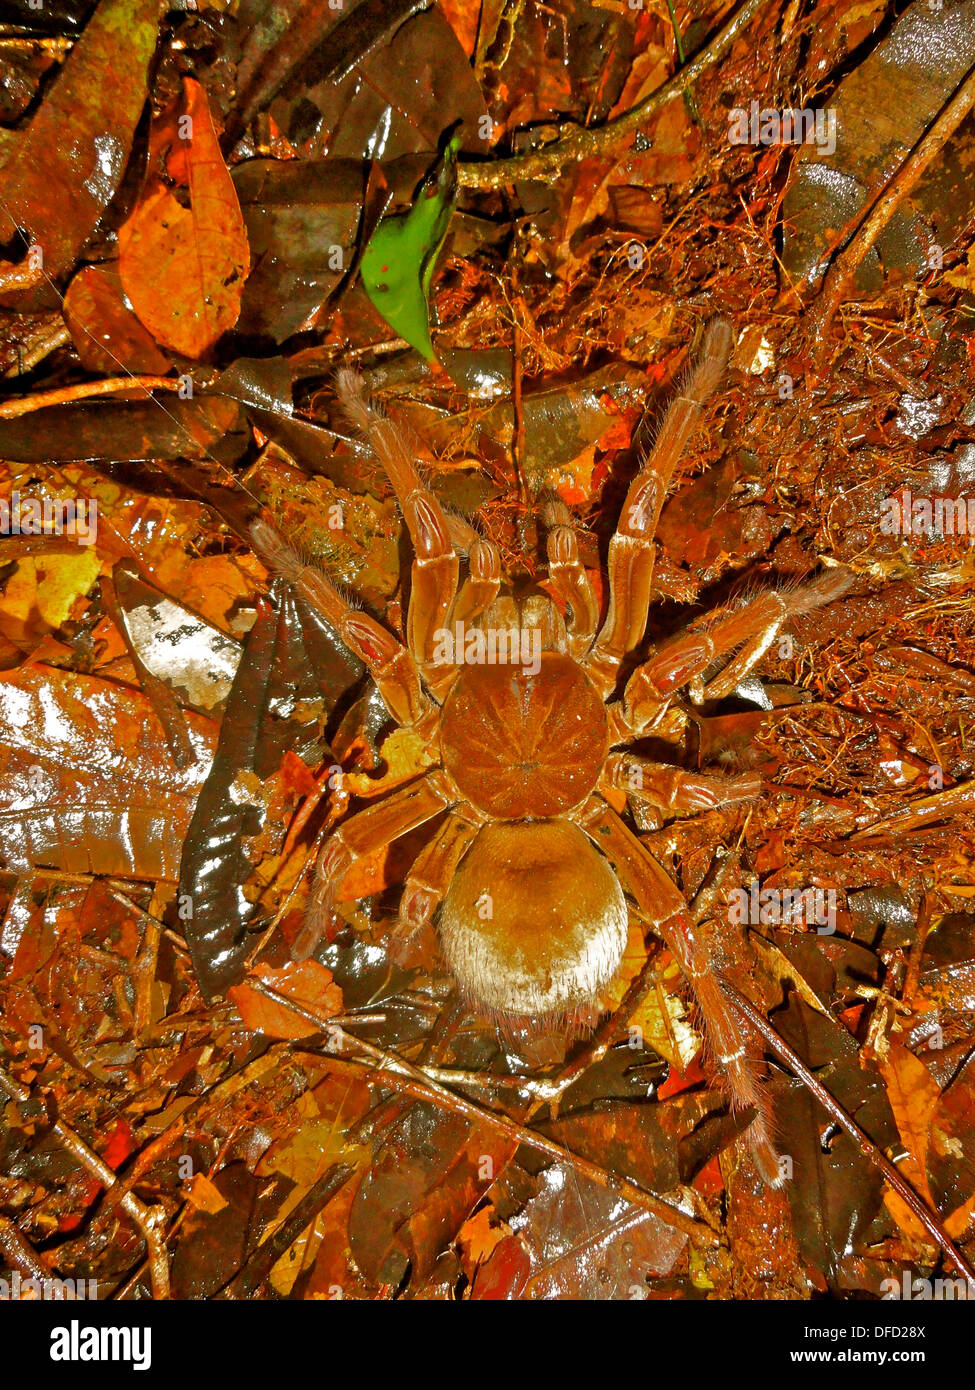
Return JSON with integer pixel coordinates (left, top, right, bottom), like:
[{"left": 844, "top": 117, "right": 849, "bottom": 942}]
[{"left": 359, "top": 135, "right": 460, "bottom": 361}]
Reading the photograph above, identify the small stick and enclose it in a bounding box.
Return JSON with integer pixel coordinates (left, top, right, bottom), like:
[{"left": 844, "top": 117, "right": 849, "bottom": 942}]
[
  {"left": 248, "top": 980, "right": 719, "bottom": 1247},
  {"left": 810, "top": 63, "right": 975, "bottom": 345},
  {"left": 457, "top": 0, "right": 771, "bottom": 191},
  {"left": 0, "top": 1064, "right": 171, "bottom": 1299},
  {"left": 721, "top": 982, "right": 975, "bottom": 1285},
  {"left": 0, "top": 375, "right": 179, "bottom": 419},
  {"left": 0, "top": 1214, "right": 52, "bottom": 1286}
]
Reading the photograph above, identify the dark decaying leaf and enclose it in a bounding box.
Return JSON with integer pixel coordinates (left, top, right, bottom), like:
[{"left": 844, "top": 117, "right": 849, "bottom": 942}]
[
  {"left": 348, "top": 1101, "right": 518, "bottom": 1288},
  {"left": 0, "top": 396, "right": 249, "bottom": 466},
  {"left": 771, "top": 995, "right": 900, "bottom": 1277},
  {"left": 251, "top": 3, "right": 487, "bottom": 162},
  {"left": 171, "top": 1163, "right": 289, "bottom": 1299},
  {"left": 507, "top": 1162, "right": 687, "bottom": 1301},
  {"left": 179, "top": 584, "right": 362, "bottom": 998},
  {"left": 782, "top": 0, "right": 975, "bottom": 293},
  {"left": 225, "top": 0, "right": 432, "bottom": 148}
]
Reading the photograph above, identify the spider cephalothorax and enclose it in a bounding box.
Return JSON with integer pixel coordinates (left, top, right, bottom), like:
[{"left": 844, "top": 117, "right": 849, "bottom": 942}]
[{"left": 251, "top": 322, "right": 849, "bottom": 1185}]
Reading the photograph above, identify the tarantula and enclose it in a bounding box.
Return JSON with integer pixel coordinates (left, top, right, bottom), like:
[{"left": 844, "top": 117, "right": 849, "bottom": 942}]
[{"left": 250, "top": 321, "right": 848, "bottom": 1186}]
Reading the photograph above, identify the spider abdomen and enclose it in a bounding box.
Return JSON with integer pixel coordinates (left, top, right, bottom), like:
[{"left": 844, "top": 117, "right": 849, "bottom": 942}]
[
  {"left": 439, "top": 653, "right": 608, "bottom": 819},
  {"left": 438, "top": 820, "right": 628, "bottom": 1019}
]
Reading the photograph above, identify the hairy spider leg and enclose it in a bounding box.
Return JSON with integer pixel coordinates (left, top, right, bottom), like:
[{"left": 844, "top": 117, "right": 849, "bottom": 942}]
[
  {"left": 450, "top": 536, "right": 503, "bottom": 630},
  {"left": 394, "top": 813, "right": 480, "bottom": 959},
  {"left": 601, "top": 754, "right": 761, "bottom": 815},
  {"left": 297, "top": 772, "right": 454, "bottom": 960},
  {"left": 540, "top": 493, "right": 599, "bottom": 659},
  {"left": 585, "top": 318, "right": 734, "bottom": 696},
  {"left": 611, "top": 569, "right": 851, "bottom": 741},
  {"left": 690, "top": 570, "right": 851, "bottom": 704},
  {"left": 336, "top": 369, "right": 459, "bottom": 689},
  {"left": 575, "top": 796, "right": 784, "bottom": 1187},
  {"left": 250, "top": 517, "right": 426, "bottom": 729}
]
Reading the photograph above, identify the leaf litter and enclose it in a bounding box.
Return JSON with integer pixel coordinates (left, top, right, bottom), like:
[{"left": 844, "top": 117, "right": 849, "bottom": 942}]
[{"left": 0, "top": 0, "right": 973, "bottom": 1305}]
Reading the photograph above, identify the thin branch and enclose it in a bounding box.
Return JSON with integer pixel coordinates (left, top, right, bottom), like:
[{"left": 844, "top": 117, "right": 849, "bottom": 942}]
[
  {"left": 0, "top": 1064, "right": 171, "bottom": 1299},
  {"left": 810, "top": 62, "right": 975, "bottom": 345},
  {"left": 0, "top": 374, "right": 180, "bottom": 419},
  {"left": 722, "top": 982, "right": 975, "bottom": 1285},
  {"left": 247, "top": 980, "right": 719, "bottom": 1247},
  {"left": 457, "top": 0, "right": 773, "bottom": 190}
]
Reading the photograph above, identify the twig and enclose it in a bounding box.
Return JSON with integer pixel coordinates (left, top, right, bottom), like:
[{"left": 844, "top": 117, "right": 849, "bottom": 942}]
[
  {"left": 217, "top": 1164, "right": 356, "bottom": 1299},
  {"left": 457, "top": 0, "right": 773, "bottom": 190},
  {"left": 0, "top": 1214, "right": 51, "bottom": 1285},
  {"left": 810, "top": 62, "right": 975, "bottom": 345},
  {"left": 0, "top": 1064, "right": 171, "bottom": 1299},
  {"left": 3, "top": 323, "right": 71, "bottom": 379},
  {"left": 249, "top": 979, "right": 718, "bottom": 1247},
  {"left": 0, "top": 374, "right": 179, "bottom": 419},
  {"left": 722, "top": 982, "right": 975, "bottom": 1285}
]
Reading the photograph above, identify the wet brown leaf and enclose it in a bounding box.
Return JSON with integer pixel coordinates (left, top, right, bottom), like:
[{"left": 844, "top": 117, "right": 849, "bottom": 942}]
[
  {"left": 0, "top": 664, "right": 215, "bottom": 881},
  {"left": 119, "top": 78, "right": 249, "bottom": 357},
  {"left": 229, "top": 961, "right": 343, "bottom": 1040}
]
